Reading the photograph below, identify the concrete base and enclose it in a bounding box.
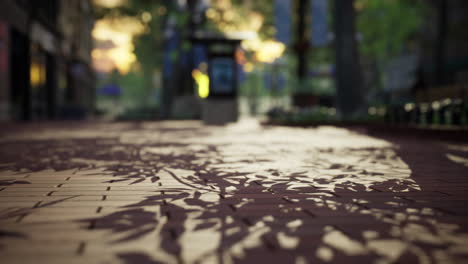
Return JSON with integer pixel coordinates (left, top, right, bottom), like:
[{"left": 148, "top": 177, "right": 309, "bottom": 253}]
[
  {"left": 0, "top": 102, "right": 10, "bottom": 121},
  {"left": 171, "top": 95, "right": 202, "bottom": 119},
  {"left": 202, "top": 99, "right": 238, "bottom": 125}
]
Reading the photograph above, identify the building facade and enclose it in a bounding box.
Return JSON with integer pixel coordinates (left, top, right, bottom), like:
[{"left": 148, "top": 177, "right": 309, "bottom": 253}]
[{"left": 0, "top": 0, "right": 95, "bottom": 121}]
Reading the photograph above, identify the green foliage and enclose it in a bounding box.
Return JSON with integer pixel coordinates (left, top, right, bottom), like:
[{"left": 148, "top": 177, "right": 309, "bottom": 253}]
[
  {"left": 97, "top": 70, "right": 147, "bottom": 104},
  {"left": 356, "top": 0, "right": 427, "bottom": 62},
  {"left": 243, "top": 0, "right": 275, "bottom": 40},
  {"left": 118, "top": 71, "right": 146, "bottom": 102},
  {"left": 133, "top": 31, "right": 162, "bottom": 72},
  {"left": 93, "top": 0, "right": 179, "bottom": 109}
]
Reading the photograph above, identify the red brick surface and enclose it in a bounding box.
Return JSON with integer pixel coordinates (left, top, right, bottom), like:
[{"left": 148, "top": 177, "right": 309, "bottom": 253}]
[{"left": 0, "top": 120, "right": 467, "bottom": 263}]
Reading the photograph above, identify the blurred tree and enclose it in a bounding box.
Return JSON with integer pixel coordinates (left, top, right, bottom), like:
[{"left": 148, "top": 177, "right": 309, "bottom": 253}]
[
  {"left": 93, "top": 0, "right": 284, "bottom": 117},
  {"left": 355, "top": 0, "right": 426, "bottom": 94},
  {"left": 356, "top": 0, "right": 425, "bottom": 62},
  {"left": 94, "top": 0, "right": 181, "bottom": 111},
  {"left": 206, "top": 0, "right": 274, "bottom": 40},
  {"left": 131, "top": 2, "right": 166, "bottom": 106}
]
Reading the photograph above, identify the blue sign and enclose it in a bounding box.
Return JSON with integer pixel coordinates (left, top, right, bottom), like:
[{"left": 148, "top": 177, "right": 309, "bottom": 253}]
[
  {"left": 311, "top": 0, "right": 330, "bottom": 47},
  {"left": 99, "top": 84, "right": 121, "bottom": 96},
  {"left": 210, "top": 58, "right": 234, "bottom": 94},
  {"left": 274, "top": 0, "right": 292, "bottom": 44}
]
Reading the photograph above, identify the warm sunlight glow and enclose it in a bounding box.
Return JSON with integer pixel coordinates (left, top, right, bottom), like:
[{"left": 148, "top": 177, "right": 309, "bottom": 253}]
[
  {"left": 92, "top": 18, "right": 145, "bottom": 74},
  {"left": 243, "top": 62, "right": 254, "bottom": 73},
  {"left": 252, "top": 40, "right": 286, "bottom": 63},
  {"left": 141, "top": 12, "right": 152, "bottom": 23},
  {"left": 93, "top": 0, "right": 127, "bottom": 8},
  {"left": 209, "top": 0, "right": 264, "bottom": 34}
]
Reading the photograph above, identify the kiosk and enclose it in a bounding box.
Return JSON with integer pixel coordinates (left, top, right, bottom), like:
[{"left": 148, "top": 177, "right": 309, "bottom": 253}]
[{"left": 191, "top": 32, "right": 244, "bottom": 125}]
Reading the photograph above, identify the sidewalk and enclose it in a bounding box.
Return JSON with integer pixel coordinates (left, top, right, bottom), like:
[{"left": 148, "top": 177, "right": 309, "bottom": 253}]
[{"left": 0, "top": 120, "right": 467, "bottom": 264}]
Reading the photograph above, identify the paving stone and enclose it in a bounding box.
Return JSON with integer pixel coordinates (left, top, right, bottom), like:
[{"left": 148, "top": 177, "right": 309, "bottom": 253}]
[{"left": 0, "top": 121, "right": 467, "bottom": 263}]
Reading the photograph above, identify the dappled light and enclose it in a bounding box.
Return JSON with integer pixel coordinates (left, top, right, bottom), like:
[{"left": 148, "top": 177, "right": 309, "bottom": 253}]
[
  {"left": 0, "top": 0, "right": 467, "bottom": 263},
  {"left": 1, "top": 121, "right": 467, "bottom": 263}
]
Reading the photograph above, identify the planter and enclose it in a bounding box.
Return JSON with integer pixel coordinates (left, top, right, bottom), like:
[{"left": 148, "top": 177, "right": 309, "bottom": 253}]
[{"left": 292, "top": 93, "right": 319, "bottom": 108}]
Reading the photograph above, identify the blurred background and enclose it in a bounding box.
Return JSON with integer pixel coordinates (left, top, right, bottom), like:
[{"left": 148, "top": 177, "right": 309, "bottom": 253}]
[{"left": 0, "top": 0, "right": 467, "bottom": 126}]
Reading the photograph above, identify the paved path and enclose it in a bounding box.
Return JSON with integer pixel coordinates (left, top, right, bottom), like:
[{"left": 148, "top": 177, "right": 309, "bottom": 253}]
[{"left": 0, "top": 120, "right": 467, "bottom": 264}]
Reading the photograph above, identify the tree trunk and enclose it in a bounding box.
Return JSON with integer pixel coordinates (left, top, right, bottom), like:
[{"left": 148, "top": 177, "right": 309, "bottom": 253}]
[
  {"left": 333, "top": 0, "right": 365, "bottom": 119},
  {"left": 296, "top": 0, "right": 308, "bottom": 82},
  {"left": 293, "top": 0, "right": 309, "bottom": 107},
  {"left": 434, "top": 0, "right": 447, "bottom": 86}
]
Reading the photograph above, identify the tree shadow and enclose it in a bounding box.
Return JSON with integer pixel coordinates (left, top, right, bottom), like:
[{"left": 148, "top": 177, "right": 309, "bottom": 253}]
[{"left": 0, "top": 123, "right": 467, "bottom": 263}]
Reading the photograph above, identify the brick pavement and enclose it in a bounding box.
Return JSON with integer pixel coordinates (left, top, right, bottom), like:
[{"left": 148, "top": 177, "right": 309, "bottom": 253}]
[{"left": 0, "top": 120, "right": 467, "bottom": 264}]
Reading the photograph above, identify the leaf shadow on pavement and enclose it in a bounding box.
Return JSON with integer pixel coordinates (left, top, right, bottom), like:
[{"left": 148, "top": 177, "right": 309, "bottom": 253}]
[{"left": 0, "top": 123, "right": 467, "bottom": 263}]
